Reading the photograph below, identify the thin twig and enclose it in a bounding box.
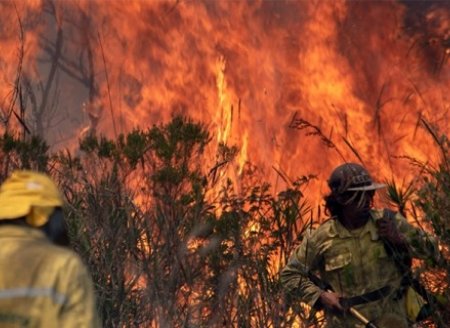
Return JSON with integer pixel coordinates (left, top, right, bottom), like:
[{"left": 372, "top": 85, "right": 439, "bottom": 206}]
[
  {"left": 272, "top": 165, "right": 292, "bottom": 186},
  {"left": 98, "top": 31, "right": 118, "bottom": 138},
  {"left": 289, "top": 112, "right": 346, "bottom": 161},
  {"left": 421, "top": 118, "right": 449, "bottom": 171},
  {"left": 341, "top": 137, "right": 365, "bottom": 166},
  {"left": 4, "top": 2, "right": 25, "bottom": 131}
]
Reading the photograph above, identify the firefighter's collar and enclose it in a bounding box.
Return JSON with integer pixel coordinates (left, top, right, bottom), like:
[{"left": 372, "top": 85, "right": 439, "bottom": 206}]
[
  {"left": 0, "top": 225, "right": 48, "bottom": 240},
  {"left": 332, "top": 213, "right": 379, "bottom": 240}
]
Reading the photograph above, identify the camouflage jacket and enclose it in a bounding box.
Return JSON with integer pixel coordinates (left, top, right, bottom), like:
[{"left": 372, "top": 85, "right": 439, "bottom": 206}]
[{"left": 280, "top": 209, "right": 439, "bottom": 328}]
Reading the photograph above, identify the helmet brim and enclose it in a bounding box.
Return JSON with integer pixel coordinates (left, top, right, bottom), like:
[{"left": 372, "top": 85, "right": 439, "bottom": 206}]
[{"left": 347, "top": 182, "right": 386, "bottom": 191}]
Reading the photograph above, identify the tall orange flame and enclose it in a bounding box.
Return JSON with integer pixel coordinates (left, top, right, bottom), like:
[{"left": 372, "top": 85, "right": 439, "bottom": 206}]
[{"left": 0, "top": 0, "right": 448, "bottom": 206}]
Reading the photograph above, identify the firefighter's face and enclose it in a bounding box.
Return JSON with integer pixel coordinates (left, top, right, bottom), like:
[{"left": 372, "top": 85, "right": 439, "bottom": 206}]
[{"left": 338, "top": 190, "right": 374, "bottom": 214}]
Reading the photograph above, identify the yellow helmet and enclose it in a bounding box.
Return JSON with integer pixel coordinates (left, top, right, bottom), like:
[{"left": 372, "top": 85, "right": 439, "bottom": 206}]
[{"left": 0, "top": 170, "right": 63, "bottom": 227}]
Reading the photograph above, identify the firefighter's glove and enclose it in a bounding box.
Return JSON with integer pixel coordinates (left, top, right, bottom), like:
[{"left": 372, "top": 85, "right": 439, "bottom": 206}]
[
  {"left": 319, "top": 291, "right": 344, "bottom": 314},
  {"left": 376, "top": 218, "right": 407, "bottom": 246}
]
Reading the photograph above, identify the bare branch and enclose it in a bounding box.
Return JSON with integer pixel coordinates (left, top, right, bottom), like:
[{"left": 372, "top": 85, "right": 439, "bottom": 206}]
[{"left": 98, "top": 32, "right": 118, "bottom": 138}]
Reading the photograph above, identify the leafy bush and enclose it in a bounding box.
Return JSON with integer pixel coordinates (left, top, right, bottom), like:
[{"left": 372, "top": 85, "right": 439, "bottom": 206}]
[{"left": 54, "top": 116, "right": 312, "bottom": 327}]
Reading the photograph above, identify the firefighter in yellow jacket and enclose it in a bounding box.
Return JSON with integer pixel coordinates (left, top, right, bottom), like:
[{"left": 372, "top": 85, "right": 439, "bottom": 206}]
[
  {"left": 280, "top": 163, "right": 439, "bottom": 328},
  {"left": 0, "top": 170, "right": 100, "bottom": 327}
]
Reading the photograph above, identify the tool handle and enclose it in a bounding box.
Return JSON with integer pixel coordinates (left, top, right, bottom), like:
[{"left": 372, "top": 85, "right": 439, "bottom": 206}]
[
  {"left": 324, "top": 289, "right": 379, "bottom": 328},
  {"left": 348, "top": 307, "right": 379, "bottom": 328}
]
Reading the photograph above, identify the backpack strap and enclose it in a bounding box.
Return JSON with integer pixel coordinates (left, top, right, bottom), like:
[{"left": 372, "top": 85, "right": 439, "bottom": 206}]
[
  {"left": 381, "top": 208, "right": 412, "bottom": 269},
  {"left": 380, "top": 208, "right": 413, "bottom": 298}
]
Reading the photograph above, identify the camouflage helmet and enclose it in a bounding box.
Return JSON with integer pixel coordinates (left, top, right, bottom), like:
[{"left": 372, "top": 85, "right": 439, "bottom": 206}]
[{"left": 327, "top": 163, "right": 385, "bottom": 195}]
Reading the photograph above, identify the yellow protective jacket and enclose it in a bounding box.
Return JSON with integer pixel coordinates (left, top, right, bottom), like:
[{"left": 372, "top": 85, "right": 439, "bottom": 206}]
[
  {"left": 0, "top": 225, "right": 101, "bottom": 327},
  {"left": 280, "top": 209, "right": 439, "bottom": 328}
]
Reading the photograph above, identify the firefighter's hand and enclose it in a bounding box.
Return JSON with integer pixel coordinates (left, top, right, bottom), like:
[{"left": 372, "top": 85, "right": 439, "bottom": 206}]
[
  {"left": 376, "top": 218, "right": 407, "bottom": 246},
  {"left": 319, "top": 291, "right": 344, "bottom": 313}
]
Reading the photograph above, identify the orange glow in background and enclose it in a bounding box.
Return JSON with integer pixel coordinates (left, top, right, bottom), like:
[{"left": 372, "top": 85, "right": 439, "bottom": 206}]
[{"left": 0, "top": 0, "right": 448, "bottom": 208}]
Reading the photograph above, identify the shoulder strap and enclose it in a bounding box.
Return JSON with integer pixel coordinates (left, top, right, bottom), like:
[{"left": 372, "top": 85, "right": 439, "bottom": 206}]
[
  {"left": 382, "top": 208, "right": 397, "bottom": 221},
  {"left": 381, "top": 208, "right": 412, "bottom": 272}
]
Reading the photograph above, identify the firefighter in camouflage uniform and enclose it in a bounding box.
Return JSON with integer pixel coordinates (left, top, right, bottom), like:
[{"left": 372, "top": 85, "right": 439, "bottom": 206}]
[{"left": 280, "top": 163, "right": 439, "bottom": 328}]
